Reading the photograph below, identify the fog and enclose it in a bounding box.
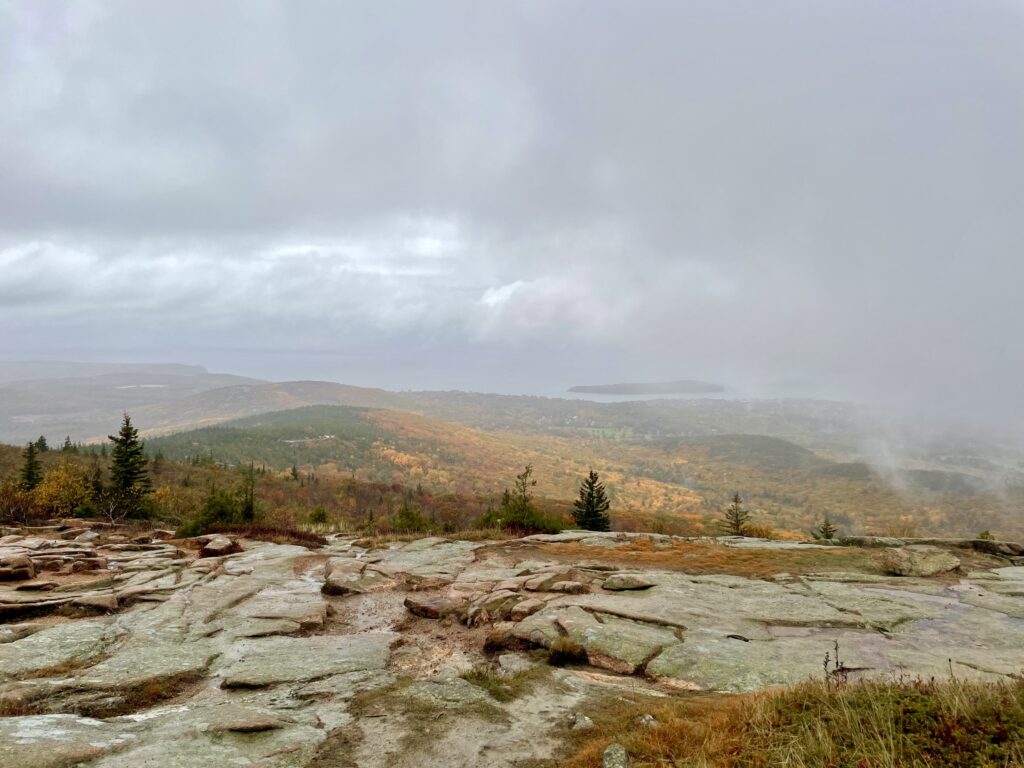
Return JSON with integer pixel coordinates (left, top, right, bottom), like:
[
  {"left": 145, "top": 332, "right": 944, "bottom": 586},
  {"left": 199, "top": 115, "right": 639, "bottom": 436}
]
[{"left": 1, "top": 1, "right": 1022, "bottom": 433}]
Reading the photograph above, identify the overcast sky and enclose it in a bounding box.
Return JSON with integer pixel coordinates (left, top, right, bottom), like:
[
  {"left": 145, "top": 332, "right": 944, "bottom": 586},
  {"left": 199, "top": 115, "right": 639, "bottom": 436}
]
[{"left": 1, "top": 1, "right": 1022, "bottom": 425}]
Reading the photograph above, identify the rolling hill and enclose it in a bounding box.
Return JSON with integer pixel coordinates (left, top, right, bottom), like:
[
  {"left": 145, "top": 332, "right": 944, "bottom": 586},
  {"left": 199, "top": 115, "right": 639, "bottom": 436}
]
[
  {"left": 4, "top": 362, "right": 1022, "bottom": 538},
  {"left": 146, "top": 405, "right": 1024, "bottom": 539}
]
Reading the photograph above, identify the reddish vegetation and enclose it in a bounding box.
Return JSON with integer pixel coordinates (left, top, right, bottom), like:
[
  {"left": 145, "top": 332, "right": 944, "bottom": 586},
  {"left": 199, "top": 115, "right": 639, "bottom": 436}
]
[{"left": 509, "top": 538, "right": 886, "bottom": 579}]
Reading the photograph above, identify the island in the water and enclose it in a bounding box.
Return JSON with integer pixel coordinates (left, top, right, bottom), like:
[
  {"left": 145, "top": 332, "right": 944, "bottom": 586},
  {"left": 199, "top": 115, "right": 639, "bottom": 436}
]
[{"left": 568, "top": 379, "right": 725, "bottom": 395}]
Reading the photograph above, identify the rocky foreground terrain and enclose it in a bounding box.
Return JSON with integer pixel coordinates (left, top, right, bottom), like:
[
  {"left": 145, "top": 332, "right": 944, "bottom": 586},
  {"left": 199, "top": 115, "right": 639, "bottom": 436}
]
[{"left": 1, "top": 523, "right": 1023, "bottom": 767}]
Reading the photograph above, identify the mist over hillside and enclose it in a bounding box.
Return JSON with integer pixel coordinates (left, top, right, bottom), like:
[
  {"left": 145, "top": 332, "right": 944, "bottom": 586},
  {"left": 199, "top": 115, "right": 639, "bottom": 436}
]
[
  {"left": 1, "top": 5, "right": 1022, "bottom": 764},
  {"left": 3, "top": 359, "right": 1022, "bottom": 539}
]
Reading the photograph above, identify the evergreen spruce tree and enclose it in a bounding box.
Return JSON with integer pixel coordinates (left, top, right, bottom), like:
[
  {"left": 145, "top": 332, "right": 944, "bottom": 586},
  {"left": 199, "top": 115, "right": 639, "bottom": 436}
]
[
  {"left": 108, "top": 413, "right": 151, "bottom": 494},
  {"left": 240, "top": 462, "right": 256, "bottom": 522},
  {"left": 61, "top": 436, "right": 76, "bottom": 453},
  {"left": 483, "top": 464, "right": 554, "bottom": 533},
  {"left": 573, "top": 470, "right": 611, "bottom": 531},
  {"left": 19, "top": 442, "right": 43, "bottom": 491},
  {"left": 34, "top": 435, "right": 49, "bottom": 453},
  {"left": 813, "top": 515, "right": 839, "bottom": 540},
  {"left": 722, "top": 492, "right": 750, "bottom": 536},
  {"left": 90, "top": 464, "right": 105, "bottom": 498}
]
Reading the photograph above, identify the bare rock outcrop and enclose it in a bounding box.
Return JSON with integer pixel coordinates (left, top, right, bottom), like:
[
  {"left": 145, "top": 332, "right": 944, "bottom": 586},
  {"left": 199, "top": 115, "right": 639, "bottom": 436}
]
[{"left": 880, "top": 544, "right": 960, "bottom": 576}]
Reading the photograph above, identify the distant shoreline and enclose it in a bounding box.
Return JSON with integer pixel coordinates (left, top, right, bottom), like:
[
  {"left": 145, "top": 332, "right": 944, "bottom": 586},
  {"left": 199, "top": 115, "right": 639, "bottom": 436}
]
[{"left": 568, "top": 380, "right": 725, "bottom": 395}]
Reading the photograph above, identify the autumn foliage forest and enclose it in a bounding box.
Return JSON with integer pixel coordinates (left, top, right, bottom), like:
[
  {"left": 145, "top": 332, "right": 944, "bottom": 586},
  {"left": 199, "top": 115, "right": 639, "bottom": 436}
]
[{"left": 2, "top": 403, "right": 1022, "bottom": 540}]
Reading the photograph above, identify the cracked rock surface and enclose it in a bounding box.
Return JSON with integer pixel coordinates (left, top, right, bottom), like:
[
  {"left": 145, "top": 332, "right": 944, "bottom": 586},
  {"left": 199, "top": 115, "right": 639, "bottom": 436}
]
[{"left": 1, "top": 528, "right": 1022, "bottom": 766}]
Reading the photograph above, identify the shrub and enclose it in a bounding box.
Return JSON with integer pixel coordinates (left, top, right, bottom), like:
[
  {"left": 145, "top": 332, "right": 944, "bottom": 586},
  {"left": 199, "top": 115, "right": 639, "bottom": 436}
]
[
  {"left": 478, "top": 465, "right": 565, "bottom": 535},
  {"left": 176, "top": 483, "right": 252, "bottom": 537},
  {"left": 392, "top": 502, "right": 429, "bottom": 532},
  {"left": 308, "top": 506, "right": 328, "bottom": 526},
  {"left": 745, "top": 523, "right": 776, "bottom": 540},
  {"left": 0, "top": 480, "right": 44, "bottom": 525},
  {"left": 34, "top": 461, "right": 92, "bottom": 517}
]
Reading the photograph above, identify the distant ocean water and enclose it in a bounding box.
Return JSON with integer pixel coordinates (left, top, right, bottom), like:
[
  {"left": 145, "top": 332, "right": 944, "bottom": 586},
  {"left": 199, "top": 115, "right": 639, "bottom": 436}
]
[{"left": 549, "top": 390, "right": 732, "bottom": 403}]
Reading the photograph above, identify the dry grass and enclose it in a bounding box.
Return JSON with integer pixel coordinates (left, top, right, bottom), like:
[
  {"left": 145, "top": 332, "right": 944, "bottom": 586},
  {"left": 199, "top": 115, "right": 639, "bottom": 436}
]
[
  {"left": 559, "top": 677, "right": 1024, "bottom": 768},
  {"left": 203, "top": 523, "right": 327, "bottom": 547},
  {"left": 520, "top": 538, "right": 885, "bottom": 579},
  {"left": 460, "top": 661, "right": 548, "bottom": 702},
  {"left": 546, "top": 637, "right": 589, "bottom": 667},
  {"left": 353, "top": 527, "right": 509, "bottom": 549}
]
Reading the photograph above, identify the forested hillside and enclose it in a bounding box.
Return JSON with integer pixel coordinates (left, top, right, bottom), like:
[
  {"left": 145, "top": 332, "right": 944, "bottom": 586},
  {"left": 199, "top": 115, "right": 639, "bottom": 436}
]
[{"left": 146, "top": 406, "right": 1024, "bottom": 539}]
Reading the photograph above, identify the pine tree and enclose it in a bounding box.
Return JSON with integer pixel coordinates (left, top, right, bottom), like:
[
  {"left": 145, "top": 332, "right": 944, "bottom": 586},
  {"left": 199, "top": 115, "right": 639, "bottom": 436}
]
[
  {"left": 108, "top": 413, "right": 150, "bottom": 494},
  {"left": 240, "top": 462, "right": 256, "bottom": 522},
  {"left": 483, "top": 464, "right": 552, "bottom": 533},
  {"left": 19, "top": 442, "right": 43, "bottom": 491},
  {"left": 34, "top": 435, "right": 49, "bottom": 453},
  {"left": 813, "top": 516, "right": 839, "bottom": 540},
  {"left": 573, "top": 470, "right": 611, "bottom": 531},
  {"left": 61, "top": 436, "right": 76, "bottom": 453},
  {"left": 722, "top": 492, "right": 750, "bottom": 536},
  {"left": 90, "top": 464, "right": 105, "bottom": 498}
]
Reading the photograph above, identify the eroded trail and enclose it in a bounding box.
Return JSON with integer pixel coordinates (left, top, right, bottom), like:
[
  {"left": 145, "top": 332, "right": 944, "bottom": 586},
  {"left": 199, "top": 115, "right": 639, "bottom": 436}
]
[{"left": 1, "top": 529, "right": 1023, "bottom": 767}]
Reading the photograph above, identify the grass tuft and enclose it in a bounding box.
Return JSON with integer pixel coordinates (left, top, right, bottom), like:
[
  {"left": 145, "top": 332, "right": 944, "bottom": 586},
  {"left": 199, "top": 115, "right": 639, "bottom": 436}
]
[
  {"left": 560, "top": 676, "right": 1024, "bottom": 768},
  {"left": 459, "top": 663, "right": 530, "bottom": 703},
  {"left": 546, "top": 637, "right": 588, "bottom": 667}
]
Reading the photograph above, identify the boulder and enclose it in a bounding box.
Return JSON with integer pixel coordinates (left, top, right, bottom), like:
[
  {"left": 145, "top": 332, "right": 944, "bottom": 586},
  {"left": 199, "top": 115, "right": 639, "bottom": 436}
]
[
  {"left": 550, "top": 581, "right": 587, "bottom": 594},
  {"left": 556, "top": 606, "right": 680, "bottom": 674},
  {"left": 15, "top": 581, "right": 57, "bottom": 591},
  {"left": 72, "top": 593, "right": 119, "bottom": 612},
  {"left": 323, "top": 559, "right": 388, "bottom": 595},
  {"left": 71, "top": 557, "right": 108, "bottom": 573},
  {"left": 0, "top": 554, "right": 35, "bottom": 581},
  {"left": 602, "top": 573, "right": 656, "bottom": 591},
  {"left": 404, "top": 593, "right": 462, "bottom": 619},
  {"left": 523, "top": 570, "right": 574, "bottom": 591},
  {"left": 74, "top": 530, "right": 100, "bottom": 542},
  {"left": 837, "top": 536, "right": 907, "bottom": 548},
  {"left": 880, "top": 545, "right": 960, "bottom": 577},
  {"left": 199, "top": 535, "right": 241, "bottom": 558},
  {"left": 970, "top": 539, "right": 1024, "bottom": 557},
  {"left": 467, "top": 589, "right": 520, "bottom": 622},
  {"left": 603, "top": 743, "right": 630, "bottom": 768},
  {"left": 570, "top": 712, "right": 595, "bottom": 730},
  {"left": 510, "top": 597, "right": 545, "bottom": 621}
]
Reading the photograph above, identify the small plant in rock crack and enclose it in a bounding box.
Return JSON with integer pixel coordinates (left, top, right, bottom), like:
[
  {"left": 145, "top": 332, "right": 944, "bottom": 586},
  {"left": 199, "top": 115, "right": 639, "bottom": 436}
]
[{"left": 823, "top": 640, "right": 849, "bottom": 684}]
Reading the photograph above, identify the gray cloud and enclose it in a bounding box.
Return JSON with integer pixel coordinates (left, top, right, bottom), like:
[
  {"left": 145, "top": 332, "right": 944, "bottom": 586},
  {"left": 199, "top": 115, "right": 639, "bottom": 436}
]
[{"left": 1, "top": 0, "right": 1022, "bottom": 431}]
